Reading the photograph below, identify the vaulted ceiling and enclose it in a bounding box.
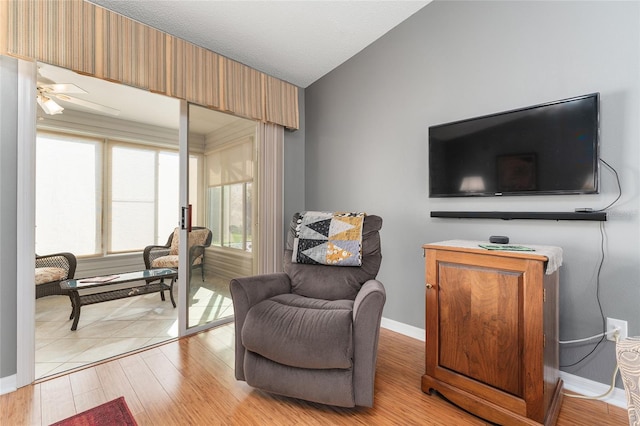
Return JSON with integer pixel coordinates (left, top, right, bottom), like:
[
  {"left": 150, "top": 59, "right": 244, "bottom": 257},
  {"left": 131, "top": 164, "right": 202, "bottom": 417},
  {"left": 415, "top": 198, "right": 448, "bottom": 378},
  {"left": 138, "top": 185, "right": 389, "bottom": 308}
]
[{"left": 89, "top": 0, "right": 431, "bottom": 88}]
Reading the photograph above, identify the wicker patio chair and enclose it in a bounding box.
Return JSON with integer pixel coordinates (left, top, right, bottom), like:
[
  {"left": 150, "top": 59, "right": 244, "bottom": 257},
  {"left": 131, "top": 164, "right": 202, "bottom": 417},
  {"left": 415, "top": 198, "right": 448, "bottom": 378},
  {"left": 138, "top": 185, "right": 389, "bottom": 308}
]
[
  {"left": 35, "top": 252, "right": 77, "bottom": 298},
  {"left": 143, "top": 227, "right": 212, "bottom": 281}
]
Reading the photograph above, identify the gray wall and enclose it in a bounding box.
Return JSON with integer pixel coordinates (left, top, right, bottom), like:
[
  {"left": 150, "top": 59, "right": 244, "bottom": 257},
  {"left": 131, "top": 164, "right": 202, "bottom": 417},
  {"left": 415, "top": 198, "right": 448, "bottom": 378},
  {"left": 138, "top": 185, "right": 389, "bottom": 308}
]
[
  {"left": 0, "top": 55, "right": 19, "bottom": 379},
  {"left": 305, "top": 0, "right": 640, "bottom": 386}
]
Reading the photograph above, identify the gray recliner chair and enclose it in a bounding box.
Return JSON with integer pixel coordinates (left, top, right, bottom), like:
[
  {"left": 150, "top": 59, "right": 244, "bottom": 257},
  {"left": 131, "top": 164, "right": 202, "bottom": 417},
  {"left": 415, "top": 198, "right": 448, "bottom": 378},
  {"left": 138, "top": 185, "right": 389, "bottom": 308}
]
[{"left": 230, "top": 213, "right": 385, "bottom": 407}]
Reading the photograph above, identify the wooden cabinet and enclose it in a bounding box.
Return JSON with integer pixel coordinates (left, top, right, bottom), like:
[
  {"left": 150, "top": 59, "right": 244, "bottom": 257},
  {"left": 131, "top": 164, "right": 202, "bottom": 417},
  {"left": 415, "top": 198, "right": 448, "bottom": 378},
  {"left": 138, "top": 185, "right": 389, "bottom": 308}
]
[{"left": 422, "top": 241, "right": 563, "bottom": 426}]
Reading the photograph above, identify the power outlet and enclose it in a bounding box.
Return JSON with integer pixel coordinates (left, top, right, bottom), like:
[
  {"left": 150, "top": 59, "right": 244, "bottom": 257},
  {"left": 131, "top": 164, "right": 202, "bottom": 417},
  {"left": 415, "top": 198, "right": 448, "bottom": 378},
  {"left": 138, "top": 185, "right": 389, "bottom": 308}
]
[{"left": 606, "top": 318, "right": 628, "bottom": 341}]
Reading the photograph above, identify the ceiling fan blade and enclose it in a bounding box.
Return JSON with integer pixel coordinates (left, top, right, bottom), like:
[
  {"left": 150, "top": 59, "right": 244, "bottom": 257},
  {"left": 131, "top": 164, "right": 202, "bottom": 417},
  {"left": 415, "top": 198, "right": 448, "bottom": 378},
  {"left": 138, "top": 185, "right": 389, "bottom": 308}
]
[
  {"left": 37, "top": 95, "right": 64, "bottom": 115},
  {"left": 40, "top": 83, "right": 87, "bottom": 94},
  {"left": 53, "top": 94, "right": 120, "bottom": 116}
]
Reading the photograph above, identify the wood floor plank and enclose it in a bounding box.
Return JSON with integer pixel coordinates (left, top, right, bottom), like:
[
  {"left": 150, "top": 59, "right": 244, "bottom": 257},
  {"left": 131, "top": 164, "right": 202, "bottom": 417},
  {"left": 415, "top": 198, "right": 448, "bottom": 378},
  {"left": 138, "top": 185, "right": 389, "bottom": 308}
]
[
  {"left": 0, "top": 323, "right": 628, "bottom": 425},
  {"left": 0, "top": 383, "right": 41, "bottom": 426},
  {"left": 117, "top": 353, "right": 191, "bottom": 425},
  {"left": 130, "top": 409, "right": 153, "bottom": 426},
  {"left": 73, "top": 387, "right": 108, "bottom": 414},
  {"left": 160, "top": 334, "right": 252, "bottom": 401},
  {"left": 39, "top": 376, "right": 75, "bottom": 425},
  {"left": 68, "top": 367, "right": 102, "bottom": 396},
  {"left": 140, "top": 346, "right": 229, "bottom": 423},
  {"left": 93, "top": 359, "right": 144, "bottom": 415}
]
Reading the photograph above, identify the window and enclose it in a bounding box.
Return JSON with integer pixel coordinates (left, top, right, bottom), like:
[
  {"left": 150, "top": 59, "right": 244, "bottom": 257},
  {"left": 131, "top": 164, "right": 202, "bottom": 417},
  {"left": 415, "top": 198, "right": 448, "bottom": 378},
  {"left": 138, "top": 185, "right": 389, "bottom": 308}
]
[
  {"left": 36, "top": 133, "right": 102, "bottom": 256},
  {"left": 206, "top": 138, "right": 254, "bottom": 252},
  {"left": 36, "top": 131, "right": 198, "bottom": 257},
  {"left": 108, "top": 144, "right": 179, "bottom": 253}
]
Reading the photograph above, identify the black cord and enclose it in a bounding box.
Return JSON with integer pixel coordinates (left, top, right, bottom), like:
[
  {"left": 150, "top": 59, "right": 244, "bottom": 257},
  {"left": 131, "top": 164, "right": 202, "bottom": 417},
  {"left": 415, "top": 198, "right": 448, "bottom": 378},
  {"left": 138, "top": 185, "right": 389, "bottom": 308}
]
[
  {"left": 594, "top": 158, "right": 622, "bottom": 212},
  {"left": 560, "top": 158, "right": 621, "bottom": 368},
  {"left": 560, "top": 221, "right": 607, "bottom": 368}
]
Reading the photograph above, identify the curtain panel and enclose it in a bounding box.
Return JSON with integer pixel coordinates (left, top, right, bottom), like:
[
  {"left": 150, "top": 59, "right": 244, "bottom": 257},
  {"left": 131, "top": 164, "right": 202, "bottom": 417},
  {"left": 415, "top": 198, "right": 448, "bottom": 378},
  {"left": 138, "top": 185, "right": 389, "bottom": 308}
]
[{"left": 256, "top": 123, "right": 284, "bottom": 274}]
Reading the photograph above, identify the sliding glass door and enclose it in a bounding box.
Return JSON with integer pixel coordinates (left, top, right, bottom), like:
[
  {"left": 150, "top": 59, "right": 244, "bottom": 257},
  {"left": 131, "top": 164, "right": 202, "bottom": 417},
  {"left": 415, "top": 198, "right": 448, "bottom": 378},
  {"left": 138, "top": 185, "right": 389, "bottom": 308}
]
[
  {"left": 179, "top": 103, "right": 256, "bottom": 336},
  {"left": 17, "top": 59, "right": 262, "bottom": 385}
]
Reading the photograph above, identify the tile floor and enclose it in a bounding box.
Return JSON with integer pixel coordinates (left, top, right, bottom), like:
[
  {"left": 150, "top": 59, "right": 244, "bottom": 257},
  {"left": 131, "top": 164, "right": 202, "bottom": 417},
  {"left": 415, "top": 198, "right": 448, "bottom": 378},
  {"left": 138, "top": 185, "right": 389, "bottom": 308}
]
[{"left": 35, "top": 275, "right": 233, "bottom": 380}]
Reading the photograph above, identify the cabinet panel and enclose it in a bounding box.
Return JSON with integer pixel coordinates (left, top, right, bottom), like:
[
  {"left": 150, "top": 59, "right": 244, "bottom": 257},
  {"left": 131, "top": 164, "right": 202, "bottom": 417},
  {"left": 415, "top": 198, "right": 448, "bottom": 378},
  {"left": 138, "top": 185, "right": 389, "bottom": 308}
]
[{"left": 438, "top": 263, "right": 522, "bottom": 396}]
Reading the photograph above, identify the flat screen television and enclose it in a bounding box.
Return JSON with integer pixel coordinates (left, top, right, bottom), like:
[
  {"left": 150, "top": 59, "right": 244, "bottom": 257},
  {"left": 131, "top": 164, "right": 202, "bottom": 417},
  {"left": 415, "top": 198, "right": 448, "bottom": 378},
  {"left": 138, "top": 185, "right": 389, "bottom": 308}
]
[{"left": 429, "top": 93, "right": 600, "bottom": 197}]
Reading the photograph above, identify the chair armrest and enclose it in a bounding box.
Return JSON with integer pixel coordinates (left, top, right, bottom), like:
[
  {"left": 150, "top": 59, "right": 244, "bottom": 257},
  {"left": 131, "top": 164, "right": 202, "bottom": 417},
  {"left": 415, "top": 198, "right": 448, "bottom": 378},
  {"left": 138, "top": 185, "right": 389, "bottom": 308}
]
[
  {"left": 35, "top": 252, "right": 77, "bottom": 280},
  {"left": 230, "top": 273, "right": 291, "bottom": 380},
  {"left": 143, "top": 244, "right": 170, "bottom": 269},
  {"left": 352, "top": 279, "right": 386, "bottom": 407},
  {"left": 189, "top": 244, "right": 206, "bottom": 266}
]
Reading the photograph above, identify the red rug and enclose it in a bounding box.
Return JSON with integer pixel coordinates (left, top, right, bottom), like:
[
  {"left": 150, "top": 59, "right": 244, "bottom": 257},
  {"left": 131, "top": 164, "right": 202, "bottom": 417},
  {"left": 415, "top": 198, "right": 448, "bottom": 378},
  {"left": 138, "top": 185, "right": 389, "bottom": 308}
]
[{"left": 50, "top": 396, "right": 137, "bottom": 426}]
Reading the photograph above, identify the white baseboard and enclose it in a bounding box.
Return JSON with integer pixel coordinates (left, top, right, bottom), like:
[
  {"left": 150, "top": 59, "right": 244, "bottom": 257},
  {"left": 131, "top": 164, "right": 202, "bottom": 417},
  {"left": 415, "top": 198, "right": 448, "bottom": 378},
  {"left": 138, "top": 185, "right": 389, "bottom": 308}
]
[
  {"left": 0, "top": 374, "right": 16, "bottom": 396},
  {"left": 560, "top": 371, "right": 627, "bottom": 409},
  {"left": 381, "top": 316, "right": 425, "bottom": 341},
  {"left": 380, "top": 317, "right": 628, "bottom": 410}
]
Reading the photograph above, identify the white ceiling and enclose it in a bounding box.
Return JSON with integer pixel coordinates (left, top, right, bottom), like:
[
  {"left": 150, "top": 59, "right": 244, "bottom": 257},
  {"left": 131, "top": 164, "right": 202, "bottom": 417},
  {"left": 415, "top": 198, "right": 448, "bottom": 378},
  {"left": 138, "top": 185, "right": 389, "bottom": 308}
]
[{"left": 89, "top": 0, "right": 431, "bottom": 88}]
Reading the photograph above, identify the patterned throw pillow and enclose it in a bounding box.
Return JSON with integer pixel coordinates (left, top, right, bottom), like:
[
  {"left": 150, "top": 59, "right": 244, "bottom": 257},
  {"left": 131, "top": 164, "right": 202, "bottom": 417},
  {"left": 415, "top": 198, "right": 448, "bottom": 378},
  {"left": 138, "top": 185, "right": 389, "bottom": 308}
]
[{"left": 292, "top": 211, "right": 365, "bottom": 266}]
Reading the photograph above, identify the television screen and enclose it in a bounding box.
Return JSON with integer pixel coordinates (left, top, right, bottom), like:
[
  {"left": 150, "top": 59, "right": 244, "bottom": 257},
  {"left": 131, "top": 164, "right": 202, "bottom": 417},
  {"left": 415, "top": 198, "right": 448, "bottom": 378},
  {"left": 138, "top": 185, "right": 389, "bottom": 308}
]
[{"left": 429, "top": 93, "right": 599, "bottom": 197}]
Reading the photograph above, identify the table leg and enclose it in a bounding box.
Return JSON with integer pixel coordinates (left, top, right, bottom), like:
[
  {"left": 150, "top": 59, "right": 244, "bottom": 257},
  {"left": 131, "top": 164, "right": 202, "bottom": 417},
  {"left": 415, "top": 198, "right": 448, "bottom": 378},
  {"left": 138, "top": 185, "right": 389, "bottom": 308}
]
[
  {"left": 68, "top": 294, "right": 75, "bottom": 320},
  {"left": 159, "top": 277, "right": 166, "bottom": 301},
  {"left": 70, "top": 291, "right": 82, "bottom": 331},
  {"left": 169, "top": 277, "right": 176, "bottom": 308}
]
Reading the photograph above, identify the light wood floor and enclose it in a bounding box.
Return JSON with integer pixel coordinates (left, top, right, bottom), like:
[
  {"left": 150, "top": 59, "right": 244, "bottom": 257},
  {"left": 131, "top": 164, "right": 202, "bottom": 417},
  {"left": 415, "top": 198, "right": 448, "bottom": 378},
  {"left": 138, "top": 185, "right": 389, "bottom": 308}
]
[{"left": 1, "top": 325, "right": 629, "bottom": 425}]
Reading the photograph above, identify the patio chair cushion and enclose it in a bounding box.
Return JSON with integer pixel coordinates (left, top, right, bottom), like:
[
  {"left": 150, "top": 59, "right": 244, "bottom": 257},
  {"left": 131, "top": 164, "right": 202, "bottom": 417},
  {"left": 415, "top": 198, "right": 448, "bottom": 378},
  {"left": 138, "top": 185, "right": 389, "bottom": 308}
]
[
  {"left": 169, "top": 228, "right": 180, "bottom": 255},
  {"left": 169, "top": 227, "right": 211, "bottom": 255},
  {"left": 35, "top": 267, "right": 67, "bottom": 285},
  {"left": 151, "top": 254, "right": 202, "bottom": 268}
]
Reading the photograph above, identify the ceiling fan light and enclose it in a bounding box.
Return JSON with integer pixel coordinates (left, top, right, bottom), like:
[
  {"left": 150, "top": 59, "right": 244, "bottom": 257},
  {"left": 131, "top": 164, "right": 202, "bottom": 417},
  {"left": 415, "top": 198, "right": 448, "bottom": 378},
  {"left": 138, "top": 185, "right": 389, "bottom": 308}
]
[{"left": 37, "top": 94, "right": 64, "bottom": 115}]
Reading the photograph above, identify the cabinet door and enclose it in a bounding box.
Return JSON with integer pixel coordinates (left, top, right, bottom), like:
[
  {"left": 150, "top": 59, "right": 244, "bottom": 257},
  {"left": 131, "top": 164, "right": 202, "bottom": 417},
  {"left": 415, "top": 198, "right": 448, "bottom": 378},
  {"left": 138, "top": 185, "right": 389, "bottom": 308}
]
[
  {"left": 424, "top": 247, "right": 553, "bottom": 424},
  {"left": 438, "top": 263, "right": 523, "bottom": 396}
]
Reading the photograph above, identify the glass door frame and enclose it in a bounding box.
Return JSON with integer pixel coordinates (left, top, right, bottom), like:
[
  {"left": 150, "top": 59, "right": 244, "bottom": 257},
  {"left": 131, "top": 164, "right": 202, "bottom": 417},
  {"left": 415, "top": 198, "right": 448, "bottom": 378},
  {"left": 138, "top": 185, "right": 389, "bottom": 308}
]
[
  {"left": 177, "top": 100, "right": 189, "bottom": 336},
  {"left": 177, "top": 101, "right": 235, "bottom": 338}
]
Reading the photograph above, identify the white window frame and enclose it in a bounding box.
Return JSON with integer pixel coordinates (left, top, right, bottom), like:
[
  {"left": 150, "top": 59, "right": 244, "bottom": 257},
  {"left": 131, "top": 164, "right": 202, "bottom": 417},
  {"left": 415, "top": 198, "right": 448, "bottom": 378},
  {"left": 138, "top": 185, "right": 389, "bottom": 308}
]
[{"left": 35, "top": 130, "right": 202, "bottom": 257}]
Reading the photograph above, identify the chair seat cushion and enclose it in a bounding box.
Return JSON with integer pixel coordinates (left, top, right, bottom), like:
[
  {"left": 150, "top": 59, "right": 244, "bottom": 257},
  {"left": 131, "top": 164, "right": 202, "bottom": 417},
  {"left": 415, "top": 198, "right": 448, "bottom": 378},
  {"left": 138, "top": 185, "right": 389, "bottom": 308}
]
[
  {"left": 242, "top": 294, "right": 354, "bottom": 370},
  {"left": 35, "top": 267, "right": 67, "bottom": 285},
  {"left": 151, "top": 255, "right": 201, "bottom": 268}
]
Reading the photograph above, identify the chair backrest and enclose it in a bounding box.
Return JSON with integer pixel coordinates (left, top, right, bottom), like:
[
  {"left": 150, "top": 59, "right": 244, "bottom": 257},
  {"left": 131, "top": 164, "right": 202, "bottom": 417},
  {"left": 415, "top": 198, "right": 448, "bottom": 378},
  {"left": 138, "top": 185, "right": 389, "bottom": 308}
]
[
  {"left": 169, "top": 227, "right": 212, "bottom": 255},
  {"left": 283, "top": 213, "right": 382, "bottom": 300}
]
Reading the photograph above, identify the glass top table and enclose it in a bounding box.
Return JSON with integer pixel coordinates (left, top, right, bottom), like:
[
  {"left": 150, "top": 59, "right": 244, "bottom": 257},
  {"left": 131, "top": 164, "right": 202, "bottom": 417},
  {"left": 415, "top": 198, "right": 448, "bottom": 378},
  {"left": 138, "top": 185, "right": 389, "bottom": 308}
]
[
  {"left": 61, "top": 268, "right": 178, "bottom": 290},
  {"left": 60, "top": 268, "right": 178, "bottom": 330}
]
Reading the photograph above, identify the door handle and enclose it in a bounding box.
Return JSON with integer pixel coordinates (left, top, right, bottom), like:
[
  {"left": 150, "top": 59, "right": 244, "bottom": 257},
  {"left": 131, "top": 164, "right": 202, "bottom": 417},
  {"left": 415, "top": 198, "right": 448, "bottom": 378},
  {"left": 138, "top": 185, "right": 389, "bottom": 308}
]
[{"left": 181, "top": 204, "right": 192, "bottom": 232}]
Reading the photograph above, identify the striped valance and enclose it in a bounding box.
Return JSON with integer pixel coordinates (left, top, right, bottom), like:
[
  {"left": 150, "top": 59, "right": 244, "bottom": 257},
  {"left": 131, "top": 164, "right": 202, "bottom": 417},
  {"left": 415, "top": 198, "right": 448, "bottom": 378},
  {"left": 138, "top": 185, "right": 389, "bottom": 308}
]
[{"left": 0, "top": 0, "right": 299, "bottom": 129}]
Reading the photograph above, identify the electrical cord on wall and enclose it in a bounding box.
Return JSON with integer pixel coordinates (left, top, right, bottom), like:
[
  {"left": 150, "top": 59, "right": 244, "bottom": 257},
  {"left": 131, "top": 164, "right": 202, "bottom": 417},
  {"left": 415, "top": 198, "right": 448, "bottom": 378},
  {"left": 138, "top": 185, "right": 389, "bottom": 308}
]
[
  {"left": 559, "top": 327, "right": 619, "bottom": 344},
  {"left": 564, "top": 329, "right": 621, "bottom": 400},
  {"left": 560, "top": 158, "right": 621, "bottom": 368},
  {"left": 560, "top": 221, "right": 607, "bottom": 368},
  {"left": 594, "top": 158, "right": 622, "bottom": 212}
]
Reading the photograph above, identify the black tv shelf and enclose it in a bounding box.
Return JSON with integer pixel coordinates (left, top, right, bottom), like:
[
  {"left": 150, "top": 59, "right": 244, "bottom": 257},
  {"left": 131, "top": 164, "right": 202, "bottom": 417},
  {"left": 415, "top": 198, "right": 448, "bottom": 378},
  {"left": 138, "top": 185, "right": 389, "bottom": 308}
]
[{"left": 430, "top": 211, "right": 607, "bottom": 221}]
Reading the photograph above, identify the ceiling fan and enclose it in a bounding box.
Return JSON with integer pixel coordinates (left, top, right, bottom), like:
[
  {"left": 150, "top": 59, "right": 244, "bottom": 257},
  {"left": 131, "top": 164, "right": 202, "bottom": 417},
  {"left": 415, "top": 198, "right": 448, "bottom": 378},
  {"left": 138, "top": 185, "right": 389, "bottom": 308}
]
[{"left": 36, "top": 72, "right": 120, "bottom": 116}]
